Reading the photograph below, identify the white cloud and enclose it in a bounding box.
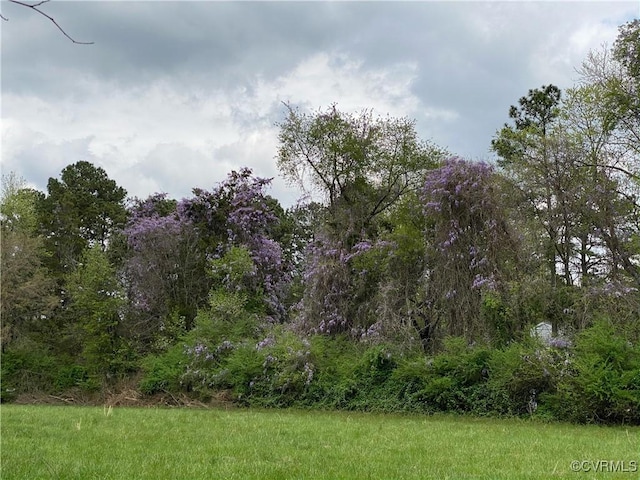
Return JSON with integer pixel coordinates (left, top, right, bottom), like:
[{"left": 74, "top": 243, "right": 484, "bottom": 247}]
[
  {"left": 2, "top": 49, "right": 428, "bottom": 206},
  {"left": 2, "top": 1, "right": 637, "bottom": 206},
  {"left": 526, "top": 7, "right": 632, "bottom": 87},
  {"left": 269, "top": 51, "right": 422, "bottom": 117}
]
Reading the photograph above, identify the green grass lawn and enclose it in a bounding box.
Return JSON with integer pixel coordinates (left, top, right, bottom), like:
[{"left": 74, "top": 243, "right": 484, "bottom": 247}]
[{"left": 1, "top": 405, "right": 638, "bottom": 479}]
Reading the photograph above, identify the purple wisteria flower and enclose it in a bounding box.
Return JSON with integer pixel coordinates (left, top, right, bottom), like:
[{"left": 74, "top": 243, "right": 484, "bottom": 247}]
[{"left": 256, "top": 337, "right": 275, "bottom": 350}]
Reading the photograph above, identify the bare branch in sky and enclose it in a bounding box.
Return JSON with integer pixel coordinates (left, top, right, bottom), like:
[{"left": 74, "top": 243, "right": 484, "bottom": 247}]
[{"left": 6, "top": 0, "right": 94, "bottom": 45}]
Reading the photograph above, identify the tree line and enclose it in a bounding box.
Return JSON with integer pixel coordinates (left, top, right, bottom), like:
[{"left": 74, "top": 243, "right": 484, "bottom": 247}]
[{"left": 2, "top": 20, "right": 638, "bottom": 422}]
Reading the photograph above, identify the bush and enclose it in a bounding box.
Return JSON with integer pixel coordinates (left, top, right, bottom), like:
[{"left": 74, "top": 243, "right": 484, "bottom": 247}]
[
  {"left": 431, "top": 338, "right": 491, "bottom": 384},
  {"left": 0, "top": 344, "right": 100, "bottom": 400},
  {"left": 486, "top": 339, "right": 559, "bottom": 415},
  {"left": 413, "top": 337, "right": 492, "bottom": 413},
  {"left": 301, "top": 334, "right": 360, "bottom": 408},
  {"left": 420, "top": 376, "right": 457, "bottom": 410},
  {"left": 54, "top": 365, "right": 92, "bottom": 391},
  {"left": 1, "top": 348, "right": 55, "bottom": 401},
  {"left": 253, "top": 329, "right": 314, "bottom": 404},
  {"left": 195, "top": 289, "right": 261, "bottom": 343},
  {"left": 220, "top": 342, "right": 266, "bottom": 402},
  {"left": 338, "top": 344, "right": 403, "bottom": 411},
  {"left": 138, "top": 319, "right": 639, "bottom": 425},
  {"left": 220, "top": 329, "right": 350, "bottom": 408},
  {"left": 139, "top": 344, "right": 187, "bottom": 395},
  {"left": 388, "top": 356, "right": 433, "bottom": 411},
  {"left": 548, "top": 321, "right": 640, "bottom": 424},
  {"left": 352, "top": 345, "right": 398, "bottom": 386}
]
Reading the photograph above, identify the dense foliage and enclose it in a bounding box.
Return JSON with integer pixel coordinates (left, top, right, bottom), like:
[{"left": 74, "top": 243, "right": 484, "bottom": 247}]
[{"left": 2, "top": 22, "right": 639, "bottom": 424}]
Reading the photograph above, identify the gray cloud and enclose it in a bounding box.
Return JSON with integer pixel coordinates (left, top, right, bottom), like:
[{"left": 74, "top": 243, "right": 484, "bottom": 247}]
[{"left": 2, "top": 1, "right": 638, "bottom": 206}]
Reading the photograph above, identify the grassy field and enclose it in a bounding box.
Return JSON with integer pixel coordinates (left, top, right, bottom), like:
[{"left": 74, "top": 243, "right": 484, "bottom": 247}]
[{"left": 1, "top": 405, "right": 638, "bottom": 479}]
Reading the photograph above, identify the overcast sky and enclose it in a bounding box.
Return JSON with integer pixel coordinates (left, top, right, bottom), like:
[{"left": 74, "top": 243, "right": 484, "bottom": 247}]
[{"left": 2, "top": 1, "right": 638, "bottom": 207}]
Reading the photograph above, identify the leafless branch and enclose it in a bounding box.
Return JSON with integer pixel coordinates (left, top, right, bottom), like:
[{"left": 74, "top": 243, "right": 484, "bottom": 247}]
[
  {"left": 7, "top": 0, "right": 94, "bottom": 45},
  {"left": 577, "top": 160, "right": 639, "bottom": 181}
]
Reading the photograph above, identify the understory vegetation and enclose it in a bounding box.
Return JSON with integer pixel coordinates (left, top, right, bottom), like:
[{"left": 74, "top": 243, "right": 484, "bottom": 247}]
[
  {"left": 2, "top": 20, "right": 639, "bottom": 424},
  {"left": 134, "top": 320, "right": 638, "bottom": 424}
]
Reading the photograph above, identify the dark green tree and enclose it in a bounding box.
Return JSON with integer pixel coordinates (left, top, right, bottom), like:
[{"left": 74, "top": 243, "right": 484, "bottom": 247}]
[
  {"left": 66, "top": 246, "right": 126, "bottom": 379},
  {"left": 38, "top": 161, "right": 127, "bottom": 276}
]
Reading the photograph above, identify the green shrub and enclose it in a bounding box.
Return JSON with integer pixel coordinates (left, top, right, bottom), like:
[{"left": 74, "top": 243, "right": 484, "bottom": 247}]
[
  {"left": 176, "top": 286, "right": 268, "bottom": 399},
  {"left": 420, "top": 376, "right": 457, "bottom": 410},
  {"left": 340, "top": 344, "right": 402, "bottom": 411},
  {"left": 257, "top": 329, "right": 314, "bottom": 404},
  {"left": 193, "top": 290, "right": 261, "bottom": 343},
  {"left": 139, "top": 344, "right": 187, "bottom": 395},
  {"left": 432, "top": 337, "right": 491, "bottom": 385},
  {"left": 222, "top": 343, "right": 266, "bottom": 401},
  {"left": 406, "top": 337, "right": 491, "bottom": 413},
  {"left": 486, "top": 339, "right": 557, "bottom": 415},
  {"left": 353, "top": 345, "right": 398, "bottom": 386},
  {"left": 54, "top": 365, "right": 91, "bottom": 391},
  {"left": 548, "top": 320, "right": 640, "bottom": 424},
  {"left": 138, "top": 319, "right": 639, "bottom": 425},
  {"left": 301, "top": 334, "right": 360, "bottom": 408},
  {"left": 222, "top": 329, "right": 339, "bottom": 408},
  {"left": 1, "top": 346, "right": 60, "bottom": 400},
  {"left": 1, "top": 340, "right": 121, "bottom": 400},
  {"left": 388, "top": 356, "right": 432, "bottom": 410}
]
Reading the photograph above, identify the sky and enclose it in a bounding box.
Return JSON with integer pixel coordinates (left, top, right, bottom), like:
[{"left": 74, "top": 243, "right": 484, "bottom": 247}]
[{"left": 2, "top": 1, "right": 639, "bottom": 207}]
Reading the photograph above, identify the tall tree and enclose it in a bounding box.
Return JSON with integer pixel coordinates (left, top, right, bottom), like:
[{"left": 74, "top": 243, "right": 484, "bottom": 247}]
[
  {"left": 66, "top": 246, "right": 125, "bottom": 378},
  {"left": 492, "top": 85, "right": 580, "bottom": 331},
  {"left": 124, "top": 169, "right": 290, "bottom": 350},
  {"left": 38, "top": 161, "right": 127, "bottom": 276},
  {"left": 123, "top": 193, "right": 204, "bottom": 349},
  {"left": 420, "top": 158, "right": 518, "bottom": 348},
  {"left": 277, "top": 104, "right": 444, "bottom": 245},
  {"left": 612, "top": 19, "right": 640, "bottom": 148},
  {"left": 495, "top": 46, "right": 640, "bottom": 332},
  {"left": 571, "top": 21, "right": 640, "bottom": 291},
  {"left": 579, "top": 20, "right": 640, "bottom": 166},
  {"left": 277, "top": 104, "right": 444, "bottom": 335},
  {"left": 1, "top": 172, "right": 43, "bottom": 234},
  {"left": 0, "top": 174, "right": 56, "bottom": 351},
  {"left": 561, "top": 84, "right": 640, "bottom": 290},
  {"left": 180, "top": 168, "right": 290, "bottom": 321}
]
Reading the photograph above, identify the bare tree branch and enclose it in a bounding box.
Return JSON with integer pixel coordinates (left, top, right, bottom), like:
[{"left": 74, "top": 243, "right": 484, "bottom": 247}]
[
  {"left": 577, "top": 160, "right": 640, "bottom": 181},
  {"left": 7, "top": 0, "right": 94, "bottom": 45}
]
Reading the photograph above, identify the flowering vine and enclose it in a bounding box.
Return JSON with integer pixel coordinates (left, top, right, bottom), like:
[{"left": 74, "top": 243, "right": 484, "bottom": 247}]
[{"left": 421, "top": 157, "right": 517, "bottom": 342}]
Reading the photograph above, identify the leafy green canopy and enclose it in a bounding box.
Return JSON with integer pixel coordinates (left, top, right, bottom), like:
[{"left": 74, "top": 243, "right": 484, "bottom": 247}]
[{"left": 38, "top": 160, "right": 127, "bottom": 274}]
